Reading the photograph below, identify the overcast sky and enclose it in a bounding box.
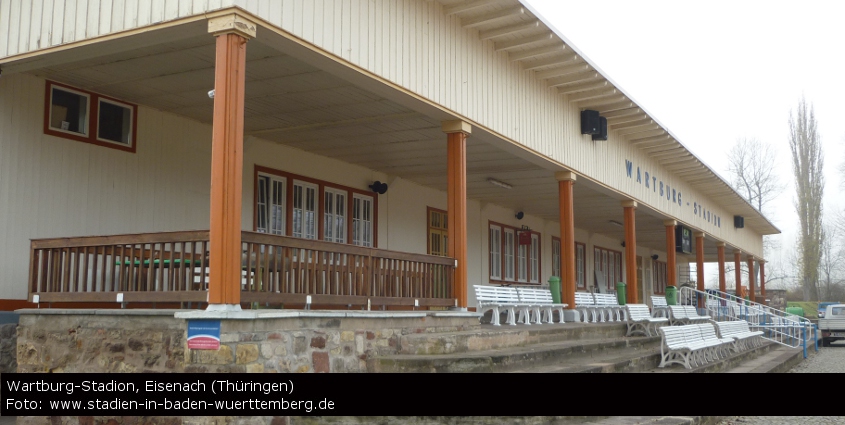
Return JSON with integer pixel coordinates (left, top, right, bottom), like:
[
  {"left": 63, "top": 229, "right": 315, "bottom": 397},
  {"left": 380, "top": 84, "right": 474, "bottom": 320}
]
[{"left": 524, "top": 0, "right": 845, "bottom": 286}]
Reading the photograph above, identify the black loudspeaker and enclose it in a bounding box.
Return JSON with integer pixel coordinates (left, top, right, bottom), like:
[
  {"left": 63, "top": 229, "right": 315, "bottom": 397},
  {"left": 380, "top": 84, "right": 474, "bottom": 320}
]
[
  {"left": 592, "top": 116, "right": 608, "bottom": 141},
  {"left": 369, "top": 181, "right": 388, "bottom": 195},
  {"left": 581, "top": 110, "right": 600, "bottom": 134},
  {"left": 734, "top": 215, "right": 745, "bottom": 228}
]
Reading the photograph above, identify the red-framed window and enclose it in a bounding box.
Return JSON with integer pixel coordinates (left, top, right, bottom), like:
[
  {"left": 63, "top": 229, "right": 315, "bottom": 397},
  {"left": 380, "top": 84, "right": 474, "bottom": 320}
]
[
  {"left": 489, "top": 221, "right": 541, "bottom": 284},
  {"left": 653, "top": 260, "right": 667, "bottom": 295},
  {"left": 254, "top": 165, "right": 377, "bottom": 247},
  {"left": 44, "top": 80, "right": 138, "bottom": 153},
  {"left": 551, "top": 238, "right": 586, "bottom": 290},
  {"left": 594, "top": 246, "right": 622, "bottom": 293},
  {"left": 427, "top": 207, "right": 448, "bottom": 256}
]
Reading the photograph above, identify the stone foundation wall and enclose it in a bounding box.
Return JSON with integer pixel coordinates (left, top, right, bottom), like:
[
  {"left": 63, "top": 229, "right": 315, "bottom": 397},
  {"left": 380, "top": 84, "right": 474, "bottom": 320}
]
[
  {"left": 15, "top": 310, "right": 479, "bottom": 374},
  {"left": 1, "top": 322, "right": 17, "bottom": 373}
]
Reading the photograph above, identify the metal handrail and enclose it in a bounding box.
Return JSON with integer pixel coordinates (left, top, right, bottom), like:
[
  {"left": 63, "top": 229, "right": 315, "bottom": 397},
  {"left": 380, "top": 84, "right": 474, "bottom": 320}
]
[{"left": 678, "top": 287, "right": 818, "bottom": 357}]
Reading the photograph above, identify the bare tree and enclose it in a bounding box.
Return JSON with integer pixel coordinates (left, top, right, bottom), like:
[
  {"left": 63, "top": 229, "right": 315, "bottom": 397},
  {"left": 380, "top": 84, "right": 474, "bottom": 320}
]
[
  {"left": 788, "top": 97, "right": 825, "bottom": 301},
  {"left": 727, "top": 137, "right": 785, "bottom": 215},
  {"left": 818, "top": 222, "right": 845, "bottom": 300}
]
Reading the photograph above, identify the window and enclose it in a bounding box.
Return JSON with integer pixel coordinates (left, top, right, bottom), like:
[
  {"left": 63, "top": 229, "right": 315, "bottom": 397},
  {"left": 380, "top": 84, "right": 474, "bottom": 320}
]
[
  {"left": 427, "top": 208, "right": 448, "bottom": 256},
  {"left": 352, "top": 194, "right": 374, "bottom": 247},
  {"left": 551, "top": 238, "right": 586, "bottom": 289},
  {"left": 292, "top": 180, "right": 318, "bottom": 240},
  {"left": 489, "top": 225, "right": 501, "bottom": 280},
  {"left": 254, "top": 166, "right": 377, "bottom": 247},
  {"left": 594, "top": 246, "right": 622, "bottom": 293},
  {"left": 576, "top": 242, "right": 586, "bottom": 290},
  {"left": 44, "top": 80, "right": 137, "bottom": 153},
  {"left": 654, "top": 260, "right": 667, "bottom": 295},
  {"left": 256, "top": 174, "right": 286, "bottom": 235},
  {"left": 324, "top": 188, "right": 347, "bottom": 244},
  {"left": 489, "top": 222, "right": 541, "bottom": 284}
]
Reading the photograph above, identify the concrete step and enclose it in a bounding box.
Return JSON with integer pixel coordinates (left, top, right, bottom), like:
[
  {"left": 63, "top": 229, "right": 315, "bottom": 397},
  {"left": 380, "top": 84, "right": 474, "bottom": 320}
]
[
  {"left": 399, "top": 321, "right": 630, "bottom": 355},
  {"left": 369, "top": 334, "right": 661, "bottom": 373}
]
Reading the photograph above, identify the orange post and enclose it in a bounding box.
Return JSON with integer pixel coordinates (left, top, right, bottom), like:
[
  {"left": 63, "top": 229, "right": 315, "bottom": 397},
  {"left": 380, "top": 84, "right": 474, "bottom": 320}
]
[
  {"left": 748, "top": 256, "right": 756, "bottom": 303},
  {"left": 734, "top": 250, "right": 742, "bottom": 301},
  {"left": 622, "top": 201, "right": 638, "bottom": 304},
  {"left": 207, "top": 15, "right": 256, "bottom": 307},
  {"left": 443, "top": 120, "right": 470, "bottom": 308},
  {"left": 664, "top": 220, "right": 677, "bottom": 289},
  {"left": 716, "top": 242, "right": 726, "bottom": 295},
  {"left": 556, "top": 171, "right": 577, "bottom": 310}
]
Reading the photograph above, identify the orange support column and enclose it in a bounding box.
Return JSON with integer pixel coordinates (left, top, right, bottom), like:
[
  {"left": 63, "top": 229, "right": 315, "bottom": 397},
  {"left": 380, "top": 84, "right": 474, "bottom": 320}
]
[
  {"left": 556, "top": 171, "right": 577, "bottom": 310},
  {"left": 442, "top": 120, "right": 470, "bottom": 309},
  {"left": 748, "top": 256, "right": 756, "bottom": 304},
  {"left": 622, "top": 201, "right": 638, "bottom": 304},
  {"left": 734, "top": 250, "right": 743, "bottom": 300},
  {"left": 716, "top": 242, "right": 726, "bottom": 295},
  {"left": 760, "top": 260, "right": 766, "bottom": 304},
  {"left": 664, "top": 220, "right": 677, "bottom": 290},
  {"left": 207, "top": 14, "right": 256, "bottom": 308},
  {"left": 694, "top": 232, "right": 705, "bottom": 308}
]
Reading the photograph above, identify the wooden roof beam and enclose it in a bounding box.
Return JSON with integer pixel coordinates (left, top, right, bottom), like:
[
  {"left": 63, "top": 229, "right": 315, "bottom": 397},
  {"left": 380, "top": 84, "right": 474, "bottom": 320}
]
[
  {"left": 622, "top": 128, "right": 666, "bottom": 140},
  {"left": 597, "top": 101, "right": 636, "bottom": 114},
  {"left": 577, "top": 95, "right": 627, "bottom": 108},
  {"left": 522, "top": 51, "right": 579, "bottom": 70},
  {"left": 536, "top": 63, "right": 591, "bottom": 80},
  {"left": 545, "top": 70, "right": 596, "bottom": 87},
  {"left": 617, "top": 123, "right": 660, "bottom": 136},
  {"left": 446, "top": 0, "right": 494, "bottom": 16},
  {"left": 557, "top": 80, "right": 608, "bottom": 94},
  {"left": 659, "top": 155, "right": 695, "bottom": 165},
  {"left": 495, "top": 33, "right": 553, "bottom": 51},
  {"left": 641, "top": 144, "right": 680, "bottom": 154},
  {"left": 609, "top": 118, "right": 653, "bottom": 130},
  {"left": 479, "top": 20, "right": 540, "bottom": 40},
  {"left": 568, "top": 88, "right": 618, "bottom": 102},
  {"left": 509, "top": 43, "right": 566, "bottom": 61},
  {"left": 630, "top": 134, "right": 671, "bottom": 145},
  {"left": 649, "top": 147, "right": 686, "bottom": 158},
  {"left": 462, "top": 7, "right": 525, "bottom": 28}
]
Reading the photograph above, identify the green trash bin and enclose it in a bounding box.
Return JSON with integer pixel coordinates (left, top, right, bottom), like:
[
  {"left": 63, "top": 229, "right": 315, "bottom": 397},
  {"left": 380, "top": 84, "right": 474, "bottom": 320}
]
[
  {"left": 616, "top": 282, "right": 626, "bottom": 305},
  {"left": 665, "top": 286, "right": 677, "bottom": 306},
  {"left": 548, "top": 276, "right": 561, "bottom": 304}
]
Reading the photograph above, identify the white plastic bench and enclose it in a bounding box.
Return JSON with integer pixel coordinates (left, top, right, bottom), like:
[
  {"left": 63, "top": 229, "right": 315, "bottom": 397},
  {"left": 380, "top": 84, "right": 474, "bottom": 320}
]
[
  {"left": 593, "top": 293, "right": 626, "bottom": 322},
  {"left": 715, "top": 320, "right": 765, "bottom": 351},
  {"left": 658, "top": 323, "right": 727, "bottom": 369},
  {"left": 651, "top": 295, "right": 670, "bottom": 318},
  {"left": 625, "top": 304, "right": 669, "bottom": 336},
  {"left": 574, "top": 292, "right": 599, "bottom": 323},
  {"left": 695, "top": 322, "right": 735, "bottom": 359},
  {"left": 668, "top": 305, "right": 710, "bottom": 325},
  {"left": 516, "top": 287, "right": 568, "bottom": 324},
  {"left": 474, "top": 285, "right": 524, "bottom": 326}
]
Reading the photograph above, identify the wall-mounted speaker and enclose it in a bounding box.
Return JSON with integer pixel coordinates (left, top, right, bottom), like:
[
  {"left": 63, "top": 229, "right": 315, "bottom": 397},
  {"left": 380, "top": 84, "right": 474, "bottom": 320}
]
[
  {"left": 581, "top": 110, "right": 600, "bottom": 135},
  {"left": 515, "top": 211, "right": 524, "bottom": 220},
  {"left": 734, "top": 215, "right": 745, "bottom": 229},
  {"left": 369, "top": 181, "right": 388, "bottom": 195},
  {"left": 592, "top": 116, "right": 608, "bottom": 141}
]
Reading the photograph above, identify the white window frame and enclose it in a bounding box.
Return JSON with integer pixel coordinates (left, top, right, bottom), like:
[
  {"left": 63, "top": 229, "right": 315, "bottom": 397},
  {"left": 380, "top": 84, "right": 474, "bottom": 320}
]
[
  {"left": 48, "top": 85, "right": 91, "bottom": 137},
  {"left": 352, "top": 193, "right": 374, "bottom": 247},
  {"left": 323, "top": 187, "right": 347, "bottom": 243},
  {"left": 503, "top": 229, "right": 515, "bottom": 281},
  {"left": 96, "top": 97, "right": 135, "bottom": 147},
  {"left": 489, "top": 225, "right": 502, "bottom": 280},
  {"left": 530, "top": 234, "right": 540, "bottom": 284},
  {"left": 292, "top": 180, "right": 318, "bottom": 240},
  {"left": 257, "top": 173, "right": 287, "bottom": 236}
]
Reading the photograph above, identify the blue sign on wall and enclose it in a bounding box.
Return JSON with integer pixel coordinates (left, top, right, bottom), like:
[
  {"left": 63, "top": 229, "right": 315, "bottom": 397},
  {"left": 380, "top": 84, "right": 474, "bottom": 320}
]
[{"left": 187, "top": 320, "right": 221, "bottom": 350}]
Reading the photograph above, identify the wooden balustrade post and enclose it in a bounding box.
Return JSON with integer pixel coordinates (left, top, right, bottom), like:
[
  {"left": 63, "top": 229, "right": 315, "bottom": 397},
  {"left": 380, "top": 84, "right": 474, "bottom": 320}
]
[{"left": 206, "top": 14, "right": 256, "bottom": 309}]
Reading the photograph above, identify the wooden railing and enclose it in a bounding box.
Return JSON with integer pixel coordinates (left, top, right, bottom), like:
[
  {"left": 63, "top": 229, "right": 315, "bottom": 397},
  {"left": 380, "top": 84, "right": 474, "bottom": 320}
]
[{"left": 28, "top": 230, "right": 457, "bottom": 309}]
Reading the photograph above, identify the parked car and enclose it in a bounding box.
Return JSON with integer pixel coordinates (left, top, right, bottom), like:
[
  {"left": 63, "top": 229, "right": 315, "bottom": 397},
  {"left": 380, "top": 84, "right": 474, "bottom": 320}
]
[{"left": 819, "top": 302, "right": 840, "bottom": 319}]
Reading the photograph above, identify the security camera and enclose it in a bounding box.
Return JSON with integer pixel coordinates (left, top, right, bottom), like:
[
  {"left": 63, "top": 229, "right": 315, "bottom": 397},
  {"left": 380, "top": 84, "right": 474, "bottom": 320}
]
[{"left": 208, "top": 90, "right": 215, "bottom": 99}]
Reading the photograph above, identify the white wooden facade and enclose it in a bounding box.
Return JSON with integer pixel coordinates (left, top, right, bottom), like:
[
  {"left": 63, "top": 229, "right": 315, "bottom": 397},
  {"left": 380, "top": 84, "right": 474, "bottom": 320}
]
[{"left": 0, "top": 1, "right": 777, "bottom": 305}]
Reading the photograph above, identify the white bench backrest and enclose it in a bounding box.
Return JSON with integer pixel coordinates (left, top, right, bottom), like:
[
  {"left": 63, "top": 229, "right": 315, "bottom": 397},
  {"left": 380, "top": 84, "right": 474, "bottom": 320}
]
[
  {"left": 474, "top": 285, "right": 520, "bottom": 304},
  {"left": 575, "top": 292, "right": 595, "bottom": 306},
  {"left": 517, "top": 288, "right": 554, "bottom": 304},
  {"left": 660, "top": 325, "right": 690, "bottom": 348},
  {"left": 594, "top": 293, "right": 619, "bottom": 306},
  {"left": 626, "top": 304, "right": 652, "bottom": 320},
  {"left": 669, "top": 305, "right": 687, "bottom": 319},
  {"left": 651, "top": 296, "right": 668, "bottom": 307}
]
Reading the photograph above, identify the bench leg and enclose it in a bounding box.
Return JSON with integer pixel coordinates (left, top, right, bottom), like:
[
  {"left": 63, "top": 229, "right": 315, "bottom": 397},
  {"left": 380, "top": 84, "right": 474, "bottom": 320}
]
[
  {"left": 506, "top": 308, "right": 516, "bottom": 326},
  {"left": 490, "top": 306, "right": 501, "bottom": 326}
]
